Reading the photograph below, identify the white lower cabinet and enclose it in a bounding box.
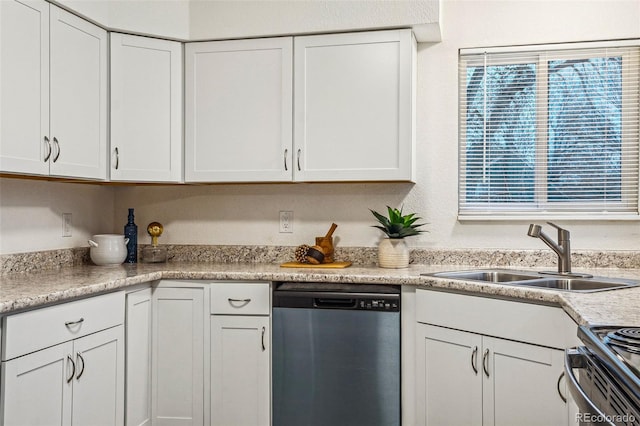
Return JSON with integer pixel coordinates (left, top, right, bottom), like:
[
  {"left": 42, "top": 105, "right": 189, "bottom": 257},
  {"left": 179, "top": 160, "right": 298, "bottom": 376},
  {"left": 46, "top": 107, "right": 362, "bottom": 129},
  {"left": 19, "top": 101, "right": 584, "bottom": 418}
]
[
  {"left": 126, "top": 288, "right": 153, "bottom": 426},
  {"left": 1, "top": 325, "right": 124, "bottom": 425},
  {"left": 152, "top": 285, "right": 205, "bottom": 426},
  {"left": 0, "top": 291, "right": 125, "bottom": 425},
  {"left": 415, "top": 289, "right": 577, "bottom": 426},
  {"left": 416, "top": 323, "right": 567, "bottom": 426},
  {"left": 209, "top": 282, "right": 271, "bottom": 426},
  {"left": 210, "top": 316, "right": 270, "bottom": 426}
]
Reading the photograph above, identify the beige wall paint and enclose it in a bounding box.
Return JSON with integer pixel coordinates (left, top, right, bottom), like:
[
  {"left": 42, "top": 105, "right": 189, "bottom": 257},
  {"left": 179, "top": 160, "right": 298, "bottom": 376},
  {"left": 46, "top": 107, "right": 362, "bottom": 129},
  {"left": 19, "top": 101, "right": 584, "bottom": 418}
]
[
  {"left": 1, "top": 0, "right": 639, "bottom": 254},
  {"left": 188, "top": 0, "right": 439, "bottom": 40},
  {"left": 0, "top": 178, "right": 115, "bottom": 254}
]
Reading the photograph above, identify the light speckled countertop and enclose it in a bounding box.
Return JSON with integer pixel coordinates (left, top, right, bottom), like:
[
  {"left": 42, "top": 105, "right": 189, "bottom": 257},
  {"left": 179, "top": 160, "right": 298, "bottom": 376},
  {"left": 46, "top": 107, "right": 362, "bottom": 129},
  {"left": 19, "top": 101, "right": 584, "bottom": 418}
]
[{"left": 1, "top": 262, "right": 639, "bottom": 327}]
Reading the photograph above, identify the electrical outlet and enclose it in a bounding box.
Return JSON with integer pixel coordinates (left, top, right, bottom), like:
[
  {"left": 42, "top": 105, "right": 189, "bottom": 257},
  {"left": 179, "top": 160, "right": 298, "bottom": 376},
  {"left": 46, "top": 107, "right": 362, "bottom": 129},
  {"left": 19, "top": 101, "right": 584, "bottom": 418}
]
[
  {"left": 279, "top": 211, "right": 293, "bottom": 233},
  {"left": 62, "top": 213, "right": 72, "bottom": 237}
]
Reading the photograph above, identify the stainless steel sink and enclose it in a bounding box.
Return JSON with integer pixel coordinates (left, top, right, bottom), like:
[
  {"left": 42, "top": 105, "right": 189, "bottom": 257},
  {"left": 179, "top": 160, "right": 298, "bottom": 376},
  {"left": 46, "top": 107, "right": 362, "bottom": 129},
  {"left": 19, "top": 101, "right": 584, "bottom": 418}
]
[
  {"left": 424, "top": 269, "right": 639, "bottom": 293},
  {"left": 521, "top": 277, "right": 639, "bottom": 292},
  {"left": 430, "top": 270, "right": 540, "bottom": 283}
]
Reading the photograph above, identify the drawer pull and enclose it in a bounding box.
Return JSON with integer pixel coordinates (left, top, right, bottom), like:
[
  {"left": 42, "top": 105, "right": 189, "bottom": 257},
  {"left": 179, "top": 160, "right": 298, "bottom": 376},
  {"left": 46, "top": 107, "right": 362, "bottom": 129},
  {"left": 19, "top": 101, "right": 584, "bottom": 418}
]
[
  {"left": 66, "top": 355, "right": 76, "bottom": 383},
  {"left": 76, "top": 352, "right": 85, "bottom": 380},
  {"left": 65, "top": 318, "right": 85, "bottom": 327},
  {"left": 228, "top": 298, "right": 251, "bottom": 307}
]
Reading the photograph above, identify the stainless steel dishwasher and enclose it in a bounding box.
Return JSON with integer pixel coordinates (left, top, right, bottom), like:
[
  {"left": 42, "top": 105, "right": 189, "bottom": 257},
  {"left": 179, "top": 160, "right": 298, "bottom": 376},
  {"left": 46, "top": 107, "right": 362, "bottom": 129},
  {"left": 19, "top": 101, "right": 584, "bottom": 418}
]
[{"left": 272, "top": 282, "right": 400, "bottom": 426}]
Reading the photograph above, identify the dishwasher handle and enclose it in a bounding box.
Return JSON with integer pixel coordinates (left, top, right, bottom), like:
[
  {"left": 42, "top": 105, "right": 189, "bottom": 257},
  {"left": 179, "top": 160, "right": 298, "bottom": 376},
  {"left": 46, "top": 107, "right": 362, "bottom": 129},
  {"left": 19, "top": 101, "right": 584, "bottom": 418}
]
[{"left": 314, "top": 298, "right": 357, "bottom": 309}]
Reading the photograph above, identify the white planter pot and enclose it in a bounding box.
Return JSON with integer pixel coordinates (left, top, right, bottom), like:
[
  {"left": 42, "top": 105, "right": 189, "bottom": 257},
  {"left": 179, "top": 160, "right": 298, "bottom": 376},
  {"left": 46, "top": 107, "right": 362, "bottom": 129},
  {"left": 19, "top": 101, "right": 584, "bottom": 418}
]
[{"left": 377, "top": 238, "right": 409, "bottom": 269}]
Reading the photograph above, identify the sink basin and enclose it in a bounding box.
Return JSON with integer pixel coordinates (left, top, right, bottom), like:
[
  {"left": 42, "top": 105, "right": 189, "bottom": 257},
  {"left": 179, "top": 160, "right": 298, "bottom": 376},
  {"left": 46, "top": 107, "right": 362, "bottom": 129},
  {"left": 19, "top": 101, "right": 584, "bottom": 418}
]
[
  {"left": 424, "top": 269, "right": 639, "bottom": 292},
  {"left": 430, "top": 270, "right": 540, "bottom": 283},
  {"left": 521, "top": 277, "right": 639, "bottom": 292}
]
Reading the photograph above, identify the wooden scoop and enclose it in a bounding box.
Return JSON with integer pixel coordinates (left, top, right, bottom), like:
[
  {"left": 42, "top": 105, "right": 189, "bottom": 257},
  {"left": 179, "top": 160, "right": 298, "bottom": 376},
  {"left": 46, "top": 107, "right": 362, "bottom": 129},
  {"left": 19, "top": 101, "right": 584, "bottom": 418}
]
[{"left": 324, "top": 223, "right": 338, "bottom": 239}]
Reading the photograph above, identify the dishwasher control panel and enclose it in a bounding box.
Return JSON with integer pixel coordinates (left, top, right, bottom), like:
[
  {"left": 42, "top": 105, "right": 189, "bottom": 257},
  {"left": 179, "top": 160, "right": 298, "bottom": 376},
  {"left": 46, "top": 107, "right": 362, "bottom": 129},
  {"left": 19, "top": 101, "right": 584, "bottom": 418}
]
[
  {"left": 357, "top": 298, "right": 399, "bottom": 311},
  {"left": 273, "top": 282, "right": 401, "bottom": 312}
]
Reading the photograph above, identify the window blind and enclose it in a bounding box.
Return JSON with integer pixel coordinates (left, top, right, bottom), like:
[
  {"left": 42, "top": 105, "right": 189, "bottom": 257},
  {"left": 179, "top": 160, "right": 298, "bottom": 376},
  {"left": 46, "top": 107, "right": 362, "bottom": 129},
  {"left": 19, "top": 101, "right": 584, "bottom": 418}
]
[{"left": 458, "top": 41, "right": 640, "bottom": 219}]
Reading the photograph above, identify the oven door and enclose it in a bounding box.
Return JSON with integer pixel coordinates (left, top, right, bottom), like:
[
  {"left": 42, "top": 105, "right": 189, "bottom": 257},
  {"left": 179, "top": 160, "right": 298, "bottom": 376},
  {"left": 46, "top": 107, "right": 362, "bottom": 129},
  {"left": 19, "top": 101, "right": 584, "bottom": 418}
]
[{"left": 565, "top": 348, "right": 640, "bottom": 426}]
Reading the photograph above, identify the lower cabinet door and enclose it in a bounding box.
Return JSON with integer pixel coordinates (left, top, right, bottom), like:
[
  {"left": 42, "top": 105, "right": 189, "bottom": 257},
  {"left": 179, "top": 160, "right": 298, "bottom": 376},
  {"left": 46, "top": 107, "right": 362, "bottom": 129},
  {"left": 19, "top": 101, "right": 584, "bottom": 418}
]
[
  {"left": 126, "top": 288, "right": 153, "bottom": 426},
  {"left": 71, "top": 326, "right": 125, "bottom": 426},
  {"left": 483, "top": 336, "right": 568, "bottom": 426},
  {"left": 416, "top": 323, "right": 483, "bottom": 426},
  {"left": 152, "top": 287, "right": 204, "bottom": 426},
  {"left": 1, "top": 342, "right": 73, "bottom": 426},
  {"left": 210, "top": 315, "right": 270, "bottom": 426}
]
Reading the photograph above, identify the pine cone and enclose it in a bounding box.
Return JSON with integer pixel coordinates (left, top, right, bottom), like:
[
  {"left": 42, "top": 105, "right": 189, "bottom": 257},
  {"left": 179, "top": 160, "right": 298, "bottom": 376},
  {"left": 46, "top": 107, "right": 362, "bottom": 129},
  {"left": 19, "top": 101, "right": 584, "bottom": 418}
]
[{"left": 295, "top": 244, "right": 310, "bottom": 263}]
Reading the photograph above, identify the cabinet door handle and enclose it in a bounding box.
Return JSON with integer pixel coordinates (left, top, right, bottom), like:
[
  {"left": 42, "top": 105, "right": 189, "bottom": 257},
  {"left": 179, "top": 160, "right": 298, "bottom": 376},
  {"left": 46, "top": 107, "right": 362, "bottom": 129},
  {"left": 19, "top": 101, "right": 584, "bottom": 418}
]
[
  {"left": 65, "top": 318, "right": 84, "bottom": 328},
  {"left": 284, "top": 149, "right": 288, "bottom": 171},
  {"left": 76, "top": 352, "right": 85, "bottom": 379},
  {"left": 44, "top": 136, "right": 52, "bottom": 162},
  {"left": 471, "top": 346, "right": 478, "bottom": 375},
  {"left": 52, "top": 137, "right": 60, "bottom": 162},
  {"left": 296, "top": 149, "right": 301, "bottom": 171},
  {"left": 66, "top": 355, "right": 76, "bottom": 383},
  {"left": 482, "top": 349, "right": 490, "bottom": 377},
  {"left": 114, "top": 147, "right": 119, "bottom": 170},
  {"left": 261, "top": 326, "right": 266, "bottom": 352},
  {"left": 557, "top": 371, "right": 567, "bottom": 403}
]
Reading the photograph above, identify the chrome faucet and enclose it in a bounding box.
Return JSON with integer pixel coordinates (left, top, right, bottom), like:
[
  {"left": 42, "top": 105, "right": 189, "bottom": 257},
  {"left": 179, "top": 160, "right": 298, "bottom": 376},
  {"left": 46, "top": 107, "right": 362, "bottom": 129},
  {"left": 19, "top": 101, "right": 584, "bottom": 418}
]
[{"left": 527, "top": 222, "right": 572, "bottom": 275}]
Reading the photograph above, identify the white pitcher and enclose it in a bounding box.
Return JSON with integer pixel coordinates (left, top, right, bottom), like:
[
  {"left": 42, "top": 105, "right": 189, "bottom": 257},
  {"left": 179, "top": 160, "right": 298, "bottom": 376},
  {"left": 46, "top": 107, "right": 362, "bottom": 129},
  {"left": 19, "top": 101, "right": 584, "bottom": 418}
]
[{"left": 88, "top": 234, "right": 129, "bottom": 265}]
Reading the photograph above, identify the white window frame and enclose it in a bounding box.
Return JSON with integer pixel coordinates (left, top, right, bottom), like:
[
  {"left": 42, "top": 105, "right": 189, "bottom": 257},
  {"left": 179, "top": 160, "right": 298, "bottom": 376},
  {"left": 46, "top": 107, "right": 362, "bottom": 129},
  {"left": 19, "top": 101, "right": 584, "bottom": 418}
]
[{"left": 458, "top": 40, "right": 640, "bottom": 221}]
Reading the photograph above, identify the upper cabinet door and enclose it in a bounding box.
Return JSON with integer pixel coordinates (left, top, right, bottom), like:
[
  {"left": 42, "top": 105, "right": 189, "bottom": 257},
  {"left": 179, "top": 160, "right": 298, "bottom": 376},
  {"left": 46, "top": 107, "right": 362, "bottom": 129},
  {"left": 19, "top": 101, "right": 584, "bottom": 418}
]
[
  {"left": 0, "top": 0, "right": 50, "bottom": 176},
  {"left": 185, "top": 37, "right": 293, "bottom": 182},
  {"left": 49, "top": 5, "right": 107, "bottom": 180},
  {"left": 110, "top": 33, "right": 183, "bottom": 183},
  {"left": 294, "top": 29, "right": 416, "bottom": 182}
]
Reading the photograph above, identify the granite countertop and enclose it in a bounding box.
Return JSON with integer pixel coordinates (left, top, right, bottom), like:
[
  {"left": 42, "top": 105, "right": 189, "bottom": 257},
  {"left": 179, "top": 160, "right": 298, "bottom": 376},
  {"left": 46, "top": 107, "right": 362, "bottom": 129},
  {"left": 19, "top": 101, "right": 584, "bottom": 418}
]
[{"left": 1, "top": 262, "right": 639, "bottom": 327}]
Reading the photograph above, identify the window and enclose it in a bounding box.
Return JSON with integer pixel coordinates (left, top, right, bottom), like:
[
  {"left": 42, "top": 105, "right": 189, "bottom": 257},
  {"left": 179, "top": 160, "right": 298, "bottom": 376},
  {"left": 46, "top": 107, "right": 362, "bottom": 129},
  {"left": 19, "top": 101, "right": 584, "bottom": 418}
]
[{"left": 458, "top": 41, "right": 640, "bottom": 219}]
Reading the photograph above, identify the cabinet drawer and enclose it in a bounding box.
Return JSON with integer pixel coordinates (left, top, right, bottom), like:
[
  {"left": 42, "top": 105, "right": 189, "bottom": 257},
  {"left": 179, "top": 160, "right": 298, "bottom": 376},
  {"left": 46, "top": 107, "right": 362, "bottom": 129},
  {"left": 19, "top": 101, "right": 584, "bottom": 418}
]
[
  {"left": 210, "top": 282, "right": 270, "bottom": 315},
  {"left": 2, "top": 291, "right": 125, "bottom": 361}
]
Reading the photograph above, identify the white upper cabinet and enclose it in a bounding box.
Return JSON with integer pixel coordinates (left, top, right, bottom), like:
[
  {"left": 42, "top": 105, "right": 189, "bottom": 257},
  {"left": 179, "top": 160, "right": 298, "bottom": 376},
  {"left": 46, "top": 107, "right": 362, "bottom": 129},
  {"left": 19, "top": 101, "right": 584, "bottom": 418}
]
[
  {"left": 294, "top": 29, "right": 416, "bottom": 182},
  {"left": 110, "top": 33, "right": 183, "bottom": 182},
  {"left": 49, "top": 5, "right": 107, "bottom": 180},
  {"left": 185, "top": 37, "right": 293, "bottom": 182},
  {"left": 0, "top": 0, "right": 50, "bottom": 175},
  {"left": 0, "top": 1, "right": 107, "bottom": 180}
]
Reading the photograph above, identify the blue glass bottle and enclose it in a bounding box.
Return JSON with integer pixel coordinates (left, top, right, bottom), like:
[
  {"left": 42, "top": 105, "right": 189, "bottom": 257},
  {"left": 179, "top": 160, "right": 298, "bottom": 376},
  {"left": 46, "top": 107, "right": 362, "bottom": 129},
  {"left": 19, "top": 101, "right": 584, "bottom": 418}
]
[{"left": 124, "top": 208, "right": 138, "bottom": 263}]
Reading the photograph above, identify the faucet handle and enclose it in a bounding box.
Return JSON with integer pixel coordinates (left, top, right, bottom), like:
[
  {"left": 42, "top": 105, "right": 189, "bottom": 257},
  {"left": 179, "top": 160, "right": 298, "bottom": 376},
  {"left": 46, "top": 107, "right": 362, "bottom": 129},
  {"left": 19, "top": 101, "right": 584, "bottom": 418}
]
[{"left": 546, "top": 222, "right": 570, "bottom": 239}]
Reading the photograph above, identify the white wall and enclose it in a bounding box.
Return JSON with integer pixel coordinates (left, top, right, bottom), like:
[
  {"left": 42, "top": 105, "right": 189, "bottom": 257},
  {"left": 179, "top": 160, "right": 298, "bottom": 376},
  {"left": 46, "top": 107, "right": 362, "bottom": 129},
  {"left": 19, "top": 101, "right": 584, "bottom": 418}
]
[
  {"left": 53, "top": 0, "right": 191, "bottom": 39},
  {"left": 1, "top": 0, "right": 639, "bottom": 255},
  {"left": 188, "top": 0, "right": 440, "bottom": 41},
  {"left": 0, "top": 177, "right": 115, "bottom": 254}
]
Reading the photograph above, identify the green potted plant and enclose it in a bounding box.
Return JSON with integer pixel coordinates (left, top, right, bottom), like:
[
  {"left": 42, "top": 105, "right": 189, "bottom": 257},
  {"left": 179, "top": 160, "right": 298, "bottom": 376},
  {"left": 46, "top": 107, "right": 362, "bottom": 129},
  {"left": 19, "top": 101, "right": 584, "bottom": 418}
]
[{"left": 370, "top": 206, "right": 426, "bottom": 268}]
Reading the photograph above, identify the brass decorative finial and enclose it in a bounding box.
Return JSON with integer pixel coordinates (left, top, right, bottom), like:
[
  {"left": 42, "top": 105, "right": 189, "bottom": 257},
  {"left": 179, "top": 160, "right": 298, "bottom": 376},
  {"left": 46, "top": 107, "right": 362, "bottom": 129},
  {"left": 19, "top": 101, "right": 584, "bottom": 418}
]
[{"left": 147, "top": 222, "right": 163, "bottom": 247}]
